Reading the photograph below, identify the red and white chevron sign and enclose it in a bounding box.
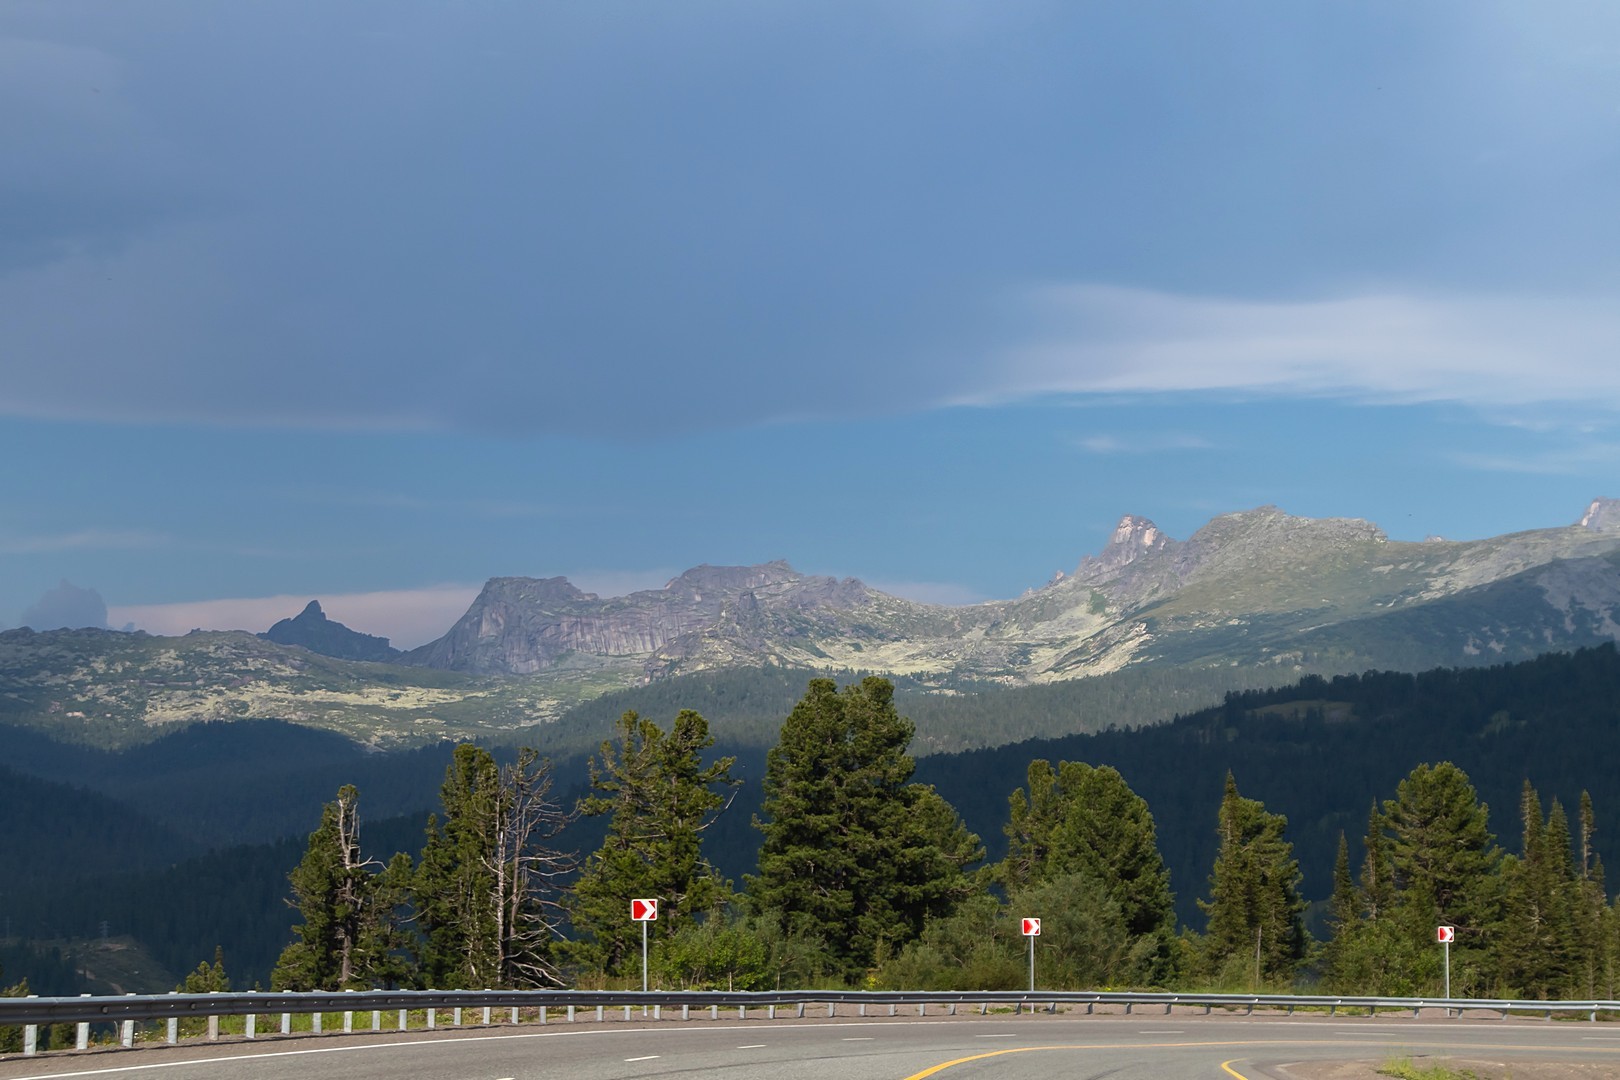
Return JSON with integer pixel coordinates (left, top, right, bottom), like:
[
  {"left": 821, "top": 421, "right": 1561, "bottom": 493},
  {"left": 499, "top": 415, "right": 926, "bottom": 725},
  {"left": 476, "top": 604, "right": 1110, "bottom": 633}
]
[
  {"left": 631, "top": 898, "right": 658, "bottom": 922},
  {"left": 1021, "top": 918, "right": 1041, "bottom": 937},
  {"left": 1436, "top": 925, "right": 1455, "bottom": 943}
]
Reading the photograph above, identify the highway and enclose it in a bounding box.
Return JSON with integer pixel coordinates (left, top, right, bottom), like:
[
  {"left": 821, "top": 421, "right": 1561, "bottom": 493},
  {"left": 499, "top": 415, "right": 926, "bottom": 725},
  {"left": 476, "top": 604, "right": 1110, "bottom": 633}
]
[{"left": 4, "top": 1012, "right": 1620, "bottom": 1080}]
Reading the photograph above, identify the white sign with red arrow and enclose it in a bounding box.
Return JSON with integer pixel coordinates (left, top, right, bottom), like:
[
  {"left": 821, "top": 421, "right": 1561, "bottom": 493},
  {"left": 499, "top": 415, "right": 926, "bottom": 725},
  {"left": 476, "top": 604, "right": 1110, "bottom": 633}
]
[
  {"left": 1436, "top": 925, "right": 1455, "bottom": 943},
  {"left": 631, "top": 898, "right": 659, "bottom": 922},
  {"left": 1022, "top": 917, "right": 1041, "bottom": 937}
]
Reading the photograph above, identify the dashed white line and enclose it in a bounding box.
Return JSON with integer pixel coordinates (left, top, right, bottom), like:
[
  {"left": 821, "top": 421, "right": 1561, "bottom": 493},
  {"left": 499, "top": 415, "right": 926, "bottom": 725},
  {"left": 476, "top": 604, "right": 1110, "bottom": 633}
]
[
  {"left": 624, "top": 1055, "right": 660, "bottom": 1062},
  {"left": 1139, "top": 1030, "right": 1183, "bottom": 1034},
  {"left": 975, "top": 1033, "right": 1019, "bottom": 1038},
  {"left": 842, "top": 1036, "right": 875, "bottom": 1041},
  {"left": 737, "top": 1044, "right": 767, "bottom": 1049}
]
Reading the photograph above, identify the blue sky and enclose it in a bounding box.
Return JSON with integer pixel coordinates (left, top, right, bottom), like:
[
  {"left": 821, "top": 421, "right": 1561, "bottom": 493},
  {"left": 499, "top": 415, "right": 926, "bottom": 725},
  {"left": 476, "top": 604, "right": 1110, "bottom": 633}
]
[{"left": 3, "top": 1, "right": 1619, "bottom": 646}]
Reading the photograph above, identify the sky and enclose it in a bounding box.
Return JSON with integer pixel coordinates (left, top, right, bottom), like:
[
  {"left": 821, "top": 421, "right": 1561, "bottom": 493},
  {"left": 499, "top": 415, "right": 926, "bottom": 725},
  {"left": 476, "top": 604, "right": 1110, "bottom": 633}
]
[{"left": 3, "top": 1, "right": 1620, "bottom": 647}]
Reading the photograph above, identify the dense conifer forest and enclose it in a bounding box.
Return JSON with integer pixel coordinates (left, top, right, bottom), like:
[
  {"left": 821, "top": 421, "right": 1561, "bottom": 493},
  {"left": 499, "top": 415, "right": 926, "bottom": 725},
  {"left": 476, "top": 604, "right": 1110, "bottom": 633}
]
[{"left": 5, "top": 645, "right": 1620, "bottom": 999}]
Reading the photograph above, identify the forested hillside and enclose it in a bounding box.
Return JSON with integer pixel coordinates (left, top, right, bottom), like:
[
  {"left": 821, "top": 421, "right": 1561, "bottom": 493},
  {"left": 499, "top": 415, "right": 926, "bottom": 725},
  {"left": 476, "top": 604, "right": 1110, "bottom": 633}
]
[
  {"left": 920, "top": 644, "right": 1620, "bottom": 927},
  {"left": 7, "top": 646, "right": 1620, "bottom": 995}
]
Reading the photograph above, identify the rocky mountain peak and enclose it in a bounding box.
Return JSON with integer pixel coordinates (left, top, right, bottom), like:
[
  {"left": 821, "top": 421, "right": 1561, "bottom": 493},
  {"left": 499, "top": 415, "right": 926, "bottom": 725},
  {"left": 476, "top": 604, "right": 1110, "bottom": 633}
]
[
  {"left": 1077, "top": 515, "right": 1173, "bottom": 579},
  {"left": 260, "top": 600, "right": 400, "bottom": 664},
  {"left": 664, "top": 560, "right": 801, "bottom": 595},
  {"left": 1579, "top": 498, "right": 1620, "bottom": 532}
]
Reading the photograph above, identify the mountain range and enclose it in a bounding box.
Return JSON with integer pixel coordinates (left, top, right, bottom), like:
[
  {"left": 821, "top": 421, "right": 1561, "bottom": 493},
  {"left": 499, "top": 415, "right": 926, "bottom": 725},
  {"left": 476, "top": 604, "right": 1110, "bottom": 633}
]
[
  {"left": 397, "top": 497, "right": 1620, "bottom": 684},
  {"left": 4, "top": 498, "right": 1619, "bottom": 749}
]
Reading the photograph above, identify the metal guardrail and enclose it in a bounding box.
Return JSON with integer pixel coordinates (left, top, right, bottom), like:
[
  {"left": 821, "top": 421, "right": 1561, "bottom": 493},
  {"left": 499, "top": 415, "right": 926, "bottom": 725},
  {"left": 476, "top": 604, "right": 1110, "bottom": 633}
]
[{"left": 4, "top": 988, "right": 1618, "bottom": 1057}]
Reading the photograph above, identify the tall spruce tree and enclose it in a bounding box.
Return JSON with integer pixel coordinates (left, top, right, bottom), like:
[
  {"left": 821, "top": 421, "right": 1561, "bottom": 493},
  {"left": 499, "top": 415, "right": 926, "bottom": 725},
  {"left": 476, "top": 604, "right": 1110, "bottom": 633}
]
[
  {"left": 570, "top": 709, "right": 739, "bottom": 976},
  {"left": 271, "top": 785, "right": 411, "bottom": 990},
  {"left": 1499, "top": 783, "right": 1579, "bottom": 998},
  {"left": 414, "top": 745, "right": 573, "bottom": 988},
  {"left": 747, "top": 677, "right": 983, "bottom": 979},
  {"left": 998, "top": 759, "right": 1176, "bottom": 982},
  {"left": 1379, "top": 761, "right": 1501, "bottom": 996},
  {"left": 1197, "top": 773, "right": 1307, "bottom": 988}
]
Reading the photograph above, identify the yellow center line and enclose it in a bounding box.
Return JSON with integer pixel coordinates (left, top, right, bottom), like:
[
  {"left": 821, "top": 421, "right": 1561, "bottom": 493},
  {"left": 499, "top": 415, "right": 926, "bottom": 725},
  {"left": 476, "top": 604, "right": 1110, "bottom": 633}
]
[
  {"left": 901, "top": 1042, "right": 1268, "bottom": 1079},
  {"left": 899, "top": 1038, "right": 1620, "bottom": 1079}
]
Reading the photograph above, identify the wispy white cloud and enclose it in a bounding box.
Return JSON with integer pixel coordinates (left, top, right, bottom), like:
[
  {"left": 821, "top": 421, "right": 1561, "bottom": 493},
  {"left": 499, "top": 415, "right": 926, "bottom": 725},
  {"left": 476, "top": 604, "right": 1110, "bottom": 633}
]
[
  {"left": 0, "top": 528, "right": 171, "bottom": 555},
  {"left": 1073, "top": 431, "right": 1214, "bottom": 455},
  {"left": 970, "top": 285, "right": 1620, "bottom": 416},
  {"left": 1448, "top": 441, "right": 1620, "bottom": 476}
]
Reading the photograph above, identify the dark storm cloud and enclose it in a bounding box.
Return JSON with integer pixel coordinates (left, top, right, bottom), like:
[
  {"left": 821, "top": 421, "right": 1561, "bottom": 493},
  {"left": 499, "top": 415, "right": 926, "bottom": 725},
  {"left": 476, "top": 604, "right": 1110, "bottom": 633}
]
[{"left": 3, "top": 2, "right": 1620, "bottom": 436}]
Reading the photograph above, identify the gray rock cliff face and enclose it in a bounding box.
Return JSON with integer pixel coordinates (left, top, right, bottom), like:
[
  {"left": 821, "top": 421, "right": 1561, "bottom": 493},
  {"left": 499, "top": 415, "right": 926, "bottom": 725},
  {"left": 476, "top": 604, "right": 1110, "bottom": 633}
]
[
  {"left": 1580, "top": 498, "right": 1620, "bottom": 532},
  {"left": 404, "top": 500, "right": 1620, "bottom": 683}
]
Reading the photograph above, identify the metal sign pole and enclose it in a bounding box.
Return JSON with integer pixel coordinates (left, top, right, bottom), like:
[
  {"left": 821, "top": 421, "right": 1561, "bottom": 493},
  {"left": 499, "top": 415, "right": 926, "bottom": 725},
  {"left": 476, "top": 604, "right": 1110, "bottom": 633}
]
[
  {"left": 1444, "top": 938, "right": 1450, "bottom": 1002},
  {"left": 1028, "top": 933, "right": 1035, "bottom": 992},
  {"left": 642, "top": 918, "right": 649, "bottom": 994}
]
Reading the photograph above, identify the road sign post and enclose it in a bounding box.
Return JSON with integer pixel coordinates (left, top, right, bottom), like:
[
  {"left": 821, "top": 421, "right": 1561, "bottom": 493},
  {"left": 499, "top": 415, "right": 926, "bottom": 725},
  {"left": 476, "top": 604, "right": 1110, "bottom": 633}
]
[
  {"left": 632, "top": 899, "right": 659, "bottom": 993},
  {"left": 1436, "top": 925, "right": 1455, "bottom": 1005},
  {"left": 1021, "top": 918, "right": 1041, "bottom": 991}
]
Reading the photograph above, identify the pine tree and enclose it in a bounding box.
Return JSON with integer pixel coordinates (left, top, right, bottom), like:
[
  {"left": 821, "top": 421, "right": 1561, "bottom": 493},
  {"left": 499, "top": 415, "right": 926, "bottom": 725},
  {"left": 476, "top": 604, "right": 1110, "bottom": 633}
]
[
  {"left": 271, "top": 785, "right": 409, "bottom": 990},
  {"left": 570, "top": 709, "right": 739, "bottom": 976},
  {"left": 1574, "top": 791, "right": 1611, "bottom": 997},
  {"left": 1381, "top": 762, "right": 1501, "bottom": 996},
  {"left": 997, "top": 759, "right": 1176, "bottom": 982},
  {"left": 747, "top": 677, "right": 983, "bottom": 979},
  {"left": 414, "top": 745, "right": 573, "bottom": 988},
  {"left": 1320, "top": 832, "right": 1357, "bottom": 988},
  {"left": 1197, "top": 773, "right": 1307, "bottom": 988}
]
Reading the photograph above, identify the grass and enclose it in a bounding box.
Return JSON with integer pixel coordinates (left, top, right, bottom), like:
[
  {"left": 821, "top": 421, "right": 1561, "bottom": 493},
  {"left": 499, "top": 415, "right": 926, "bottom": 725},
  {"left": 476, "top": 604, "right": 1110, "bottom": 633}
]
[{"left": 1380, "top": 1058, "right": 1483, "bottom": 1080}]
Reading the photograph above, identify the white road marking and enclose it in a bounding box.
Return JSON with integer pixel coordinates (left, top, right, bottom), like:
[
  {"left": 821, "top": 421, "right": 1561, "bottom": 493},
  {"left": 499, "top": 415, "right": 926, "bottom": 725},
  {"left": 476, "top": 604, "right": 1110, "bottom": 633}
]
[
  {"left": 624, "top": 1054, "right": 660, "bottom": 1061},
  {"left": 975, "top": 1033, "right": 1019, "bottom": 1038},
  {"left": 737, "top": 1044, "right": 767, "bottom": 1049},
  {"left": 842, "top": 1036, "right": 875, "bottom": 1041},
  {"left": 1138, "top": 1030, "right": 1183, "bottom": 1034},
  {"left": 1582, "top": 1036, "right": 1620, "bottom": 1040}
]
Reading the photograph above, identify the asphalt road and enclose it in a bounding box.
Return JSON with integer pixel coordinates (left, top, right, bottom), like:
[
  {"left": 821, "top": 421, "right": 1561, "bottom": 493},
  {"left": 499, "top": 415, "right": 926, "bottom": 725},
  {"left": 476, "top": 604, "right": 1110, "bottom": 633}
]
[{"left": 5, "top": 1011, "right": 1620, "bottom": 1080}]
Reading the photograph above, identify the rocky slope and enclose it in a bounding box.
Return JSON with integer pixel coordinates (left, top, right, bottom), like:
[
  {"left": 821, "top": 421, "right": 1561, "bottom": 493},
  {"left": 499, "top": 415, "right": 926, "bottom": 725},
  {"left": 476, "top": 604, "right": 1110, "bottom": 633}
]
[
  {"left": 405, "top": 498, "right": 1620, "bottom": 687},
  {"left": 6, "top": 499, "right": 1619, "bottom": 748}
]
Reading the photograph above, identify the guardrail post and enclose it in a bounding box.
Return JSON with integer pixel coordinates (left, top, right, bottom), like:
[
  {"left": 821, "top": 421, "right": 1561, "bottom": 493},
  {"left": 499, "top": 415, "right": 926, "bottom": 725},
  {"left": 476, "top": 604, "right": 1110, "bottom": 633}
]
[
  {"left": 345, "top": 988, "right": 355, "bottom": 1033},
  {"left": 796, "top": 1003, "right": 804, "bottom": 1019},
  {"left": 1124, "top": 1002, "right": 1132, "bottom": 1015},
  {"left": 949, "top": 1002, "right": 956, "bottom": 1016},
  {"left": 483, "top": 1005, "right": 492, "bottom": 1025},
  {"left": 170, "top": 991, "right": 181, "bottom": 1043},
  {"left": 1546, "top": 1010, "right": 1553, "bottom": 1021},
  {"left": 453, "top": 1007, "right": 462, "bottom": 1026},
  {"left": 768, "top": 1004, "right": 776, "bottom": 1020},
  {"left": 1202, "top": 1003, "right": 1210, "bottom": 1016},
  {"left": 567, "top": 1005, "right": 575, "bottom": 1022},
  {"left": 282, "top": 992, "right": 292, "bottom": 1036},
  {"left": 312, "top": 1007, "right": 322, "bottom": 1035},
  {"left": 828, "top": 1002, "right": 835, "bottom": 1018},
  {"left": 246, "top": 991, "right": 257, "bottom": 1039},
  {"left": 710, "top": 1004, "right": 718, "bottom": 1020},
  {"left": 23, "top": 995, "right": 38, "bottom": 1056},
  {"left": 539, "top": 1006, "right": 546, "bottom": 1024},
  {"left": 654, "top": 1004, "right": 661, "bottom": 1020},
  {"left": 738, "top": 1005, "right": 746, "bottom": 1020},
  {"left": 121, "top": 992, "right": 136, "bottom": 1047},
  {"left": 515, "top": 1006, "right": 522, "bottom": 1024},
  {"left": 888, "top": 1003, "right": 896, "bottom": 1017},
  {"left": 373, "top": 1009, "right": 381, "bottom": 1031},
  {"left": 77, "top": 993, "right": 90, "bottom": 1050},
  {"left": 683, "top": 1004, "right": 691, "bottom": 1020},
  {"left": 596, "top": 1005, "right": 604, "bottom": 1022},
  {"left": 425, "top": 1006, "right": 435, "bottom": 1030},
  {"left": 623, "top": 1005, "right": 631, "bottom": 1022},
  {"left": 398, "top": 1008, "right": 407, "bottom": 1030},
  {"left": 980, "top": 1002, "right": 987, "bottom": 1015},
  {"left": 1165, "top": 1002, "right": 1172, "bottom": 1015},
  {"left": 859, "top": 1002, "right": 866, "bottom": 1017}
]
